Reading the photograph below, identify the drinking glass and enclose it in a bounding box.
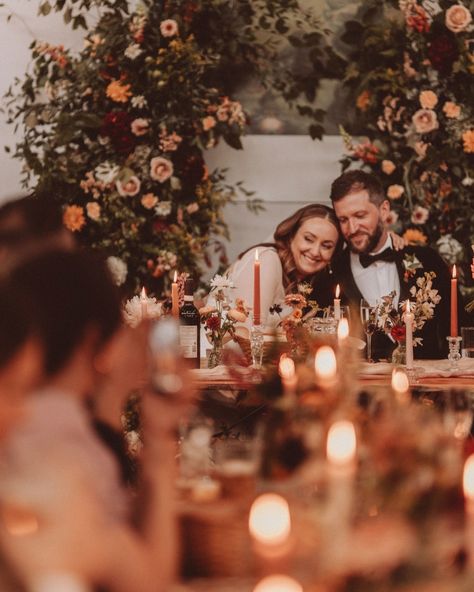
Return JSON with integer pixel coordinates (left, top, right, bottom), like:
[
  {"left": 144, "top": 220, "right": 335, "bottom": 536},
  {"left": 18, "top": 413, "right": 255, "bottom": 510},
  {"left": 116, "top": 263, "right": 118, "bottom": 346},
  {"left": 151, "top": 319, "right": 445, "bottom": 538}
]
[
  {"left": 360, "top": 299, "right": 377, "bottom": 362},
  {"left": 461, "top": 327, "right": 474, "bottom": 358}
]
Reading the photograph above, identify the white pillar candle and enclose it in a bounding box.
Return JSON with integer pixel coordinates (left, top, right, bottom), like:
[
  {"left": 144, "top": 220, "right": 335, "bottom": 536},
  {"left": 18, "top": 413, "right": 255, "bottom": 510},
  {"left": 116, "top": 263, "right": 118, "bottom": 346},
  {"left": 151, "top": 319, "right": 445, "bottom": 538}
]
[{"left": 404, "top": 300, "right": 414, "bottom": 370}]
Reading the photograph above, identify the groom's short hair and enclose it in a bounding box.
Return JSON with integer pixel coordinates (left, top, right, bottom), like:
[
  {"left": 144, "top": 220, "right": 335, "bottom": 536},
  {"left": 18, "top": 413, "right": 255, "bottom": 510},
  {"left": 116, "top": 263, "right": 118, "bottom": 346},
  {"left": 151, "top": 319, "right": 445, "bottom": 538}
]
[{"left": 330, "top": 170, "right": 386, "bottom": 206}]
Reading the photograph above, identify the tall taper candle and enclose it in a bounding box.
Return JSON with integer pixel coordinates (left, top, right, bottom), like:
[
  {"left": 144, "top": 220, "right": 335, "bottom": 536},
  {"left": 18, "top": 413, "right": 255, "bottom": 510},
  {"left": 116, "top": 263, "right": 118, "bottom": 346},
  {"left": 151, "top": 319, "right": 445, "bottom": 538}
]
[
  {"left": 171, "top": 270, "right": 179, "bottom": 319},
  {"left": 451, "top": 265, "right": 458, "bottom": 337},
  {"left": 334, "top": 284, "right": 341, "bottom": 321},
  {"left": 404, "top": 300, "right": 414, "bottom": 370},
  {"left": 253, "top": 249, "right": 261, "bottom": 326}
]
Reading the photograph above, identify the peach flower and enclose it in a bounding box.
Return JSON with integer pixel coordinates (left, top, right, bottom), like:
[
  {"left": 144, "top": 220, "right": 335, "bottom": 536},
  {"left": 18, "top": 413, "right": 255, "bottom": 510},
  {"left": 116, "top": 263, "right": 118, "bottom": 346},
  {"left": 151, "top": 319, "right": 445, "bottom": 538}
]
[
  {"left": 141, "top": 193, "right": 158, "bottom": 209},
  {"left": 403, "top": 229, "right": 428, "bottom": 245},
  {"left": 202, "top": 116, "right": 216, "bottom": 131},
  {"left": 63, "top": 205, "right": 86, "bottom": 232},
  {"left": 463, "top": 130, "right": 474, "bottom": 153},
  {"left": 381, "top": 160, "right": 396, "bottom": 175},
  {"left": 419, "top": 90, "right": 438, "bottom": 109},
  {"left": 116, "top": 176, "right": 141, "bottom": 197},
  {"left": 160, "top": 19, "right": 178, "bottom": 37},
  {"left": 443, "top": 102, "right": 461, "bottom": 118},
  {"left": 106, "top": 80, "right": 132, "bottom": 103},
  {"left": 412, "top": 109, "right": 439, "bottom": 134},
  {"left": 445, "top": 4, "right": 472, "bottom": 33},
  {"left": 387, "top": 185, "right": 405, "bottom": 200},
  {"left": 356, "top": 90, "right": 371, "bottom": 111},
  {"left": 414, "top": 141, "right": 429, "bottom": 159},
  {"left": 131, "top": 118, "right": 150, "bottom": 136},
  {"left": 150, "top": 156, "right": 174, "bottom": 182},
  {"left": 86, "top": 202, "right": 101, "bottom": 221}
]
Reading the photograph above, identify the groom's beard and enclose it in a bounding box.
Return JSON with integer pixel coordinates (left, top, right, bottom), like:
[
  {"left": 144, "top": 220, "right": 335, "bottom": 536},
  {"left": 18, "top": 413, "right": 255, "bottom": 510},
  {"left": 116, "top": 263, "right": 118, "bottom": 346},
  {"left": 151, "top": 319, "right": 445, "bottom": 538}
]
[{"left": 347, "top": 221, "right": 384, "bottom": 254}]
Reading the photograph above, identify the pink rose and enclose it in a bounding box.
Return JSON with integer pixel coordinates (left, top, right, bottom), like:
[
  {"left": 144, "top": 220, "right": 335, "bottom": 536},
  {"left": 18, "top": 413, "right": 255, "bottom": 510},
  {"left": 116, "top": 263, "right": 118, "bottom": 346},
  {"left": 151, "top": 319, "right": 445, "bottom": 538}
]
[
  {"left": 131, "top": 118, "right": 150, "bottom": 136},
  {"left": 150, "top": 156, "right": 173, "bottom": 183},
  {"left": 412, "top": 109, "right": 439, "bottom": 134},
  {"left": 445, "top": 4, "right": 472, "bottom": 33},
  {"left": 160, "top": 19, "right": 178, "bottom": 37},
  {"left": 116, "top": 176, "right": 141, "bottom": 196}
]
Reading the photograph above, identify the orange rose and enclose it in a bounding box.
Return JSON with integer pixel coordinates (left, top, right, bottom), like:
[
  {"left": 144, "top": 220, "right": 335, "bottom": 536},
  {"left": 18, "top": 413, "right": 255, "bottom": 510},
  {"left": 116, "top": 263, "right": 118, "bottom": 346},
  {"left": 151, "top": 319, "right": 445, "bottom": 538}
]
[
  {"left": 106, "top": 80, "right": 132, "bottom": 103},
  {"left": 387, "top": 185, "right": 405, "bottom": 200},
  {"left": 141, "top": 193, "right": 158, "bottom": 209},
  {"left": 443, "top": 102, "right": 461, "bottom": 118},
  {"left": 63, "top": 205, "right": 86, "bottom": 232},
  {"left": 462, "top": 129, "right": 474, "bottom": 153},
  {"left": 419, "top": 90, "right": 438, "bottom": 109}
]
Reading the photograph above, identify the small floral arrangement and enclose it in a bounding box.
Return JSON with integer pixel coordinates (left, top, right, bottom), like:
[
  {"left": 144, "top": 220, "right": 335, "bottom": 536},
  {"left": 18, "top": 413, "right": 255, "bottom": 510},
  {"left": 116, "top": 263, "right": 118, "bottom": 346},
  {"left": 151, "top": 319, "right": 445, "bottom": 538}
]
[
  {"left": 199, "top": 274, "right": 249, "bottom": 364},
  {"left": 377, "top": 271, "right": 441, "bottom": 346}
]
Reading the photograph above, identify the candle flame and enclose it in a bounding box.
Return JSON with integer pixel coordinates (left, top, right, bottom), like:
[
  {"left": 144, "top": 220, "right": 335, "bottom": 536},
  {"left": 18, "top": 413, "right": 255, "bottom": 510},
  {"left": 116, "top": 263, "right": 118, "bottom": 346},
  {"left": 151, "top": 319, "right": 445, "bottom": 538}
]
[
  {"left": 255, "top": 248, "right": 259, "bottom": 262},
  {"left": 278, "top": 354, "right": 295, "bottom": 380},
  {"left": 337, "top": 318, "right": 349, "bottom": 341},
  {"left": 335, "top": 284, "right": 340, "bottom": 299},
  {"left": 463, "top": 454, "right": 474, "bottom": 502},
  {"left": 452, "top": 264, "right": 457, "bottom": 279},
  {"left": 314, "top": 346, "right": 337, "bottom": 380},
  {"left": 391, "top": 368, "right": 409, "bottom": 394},
  {"left": 249, "top": 494, "right": 291, "bottom": 546},
  {"left": 253, "top": 575, "right": 303, "bottom": 592},
  {"left": 327, "top": 421, "right": 356, "bottom": 466},
  {"left": 173, "top": 270, "right": 178, "bottom": 282},
  {"left": 140, "top": 287, "right": 147, "bottom": 300}
]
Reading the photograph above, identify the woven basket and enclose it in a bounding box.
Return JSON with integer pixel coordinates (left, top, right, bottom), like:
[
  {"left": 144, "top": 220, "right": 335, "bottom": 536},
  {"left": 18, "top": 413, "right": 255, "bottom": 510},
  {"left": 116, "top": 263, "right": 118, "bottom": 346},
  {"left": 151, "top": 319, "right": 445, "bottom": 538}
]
[{"left": 181, "top": 499, "right": 254, "bottom": 578}]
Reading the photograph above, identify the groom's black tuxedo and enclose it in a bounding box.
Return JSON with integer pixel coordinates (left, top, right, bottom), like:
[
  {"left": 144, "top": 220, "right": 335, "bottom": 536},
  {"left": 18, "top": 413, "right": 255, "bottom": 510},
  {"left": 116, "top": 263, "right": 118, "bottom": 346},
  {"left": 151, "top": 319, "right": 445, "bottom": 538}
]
[{"left": 333, "top": 244, "right": 463, "bottom": 360}]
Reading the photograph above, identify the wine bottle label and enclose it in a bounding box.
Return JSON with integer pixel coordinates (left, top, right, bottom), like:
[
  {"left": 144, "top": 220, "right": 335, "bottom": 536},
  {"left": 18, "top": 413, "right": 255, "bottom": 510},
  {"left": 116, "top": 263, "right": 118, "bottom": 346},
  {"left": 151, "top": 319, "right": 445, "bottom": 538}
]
[{"left": 179, "top": 326, "right": 198, "bottom": 358}]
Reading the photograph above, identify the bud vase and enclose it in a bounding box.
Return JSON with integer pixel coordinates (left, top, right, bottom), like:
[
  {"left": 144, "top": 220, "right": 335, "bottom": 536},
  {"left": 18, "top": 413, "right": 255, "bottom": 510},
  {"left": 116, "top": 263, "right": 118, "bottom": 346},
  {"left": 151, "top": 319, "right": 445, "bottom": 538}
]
[
  {"left": 208, "top": 340, "right": 223, "bottom": 368},
  {"left": 391, "top": 341, "right": 406, "bottom": 365}
]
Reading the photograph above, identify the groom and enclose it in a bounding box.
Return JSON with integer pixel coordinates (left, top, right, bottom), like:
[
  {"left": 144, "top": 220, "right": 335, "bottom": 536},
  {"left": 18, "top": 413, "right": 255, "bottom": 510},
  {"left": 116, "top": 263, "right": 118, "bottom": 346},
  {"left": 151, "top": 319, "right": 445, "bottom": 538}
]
[{"left": 330, "top": 170, "right": 460, "bottom": 360}]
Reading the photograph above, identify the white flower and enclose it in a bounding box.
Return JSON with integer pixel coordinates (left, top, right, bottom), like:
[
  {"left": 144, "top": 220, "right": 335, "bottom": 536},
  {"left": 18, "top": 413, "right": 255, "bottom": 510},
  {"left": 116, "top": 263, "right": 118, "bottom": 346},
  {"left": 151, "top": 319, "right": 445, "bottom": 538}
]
[
  {"left": 422, "top": 0, "right": 442, "bottom": 16},
  {"left": 106, "top": 256, "right": 127, "bottom": 286},
  {"left": 95, "top": 162, "right": 119, "bottom": 185},
  {"left": 154, "top": 201, "right": 172, "bottom": 217},
  {"left": 210, "top": 274, "right": 235, "bottom": 291},
  {"left": 411, "top": 206, "right": 430, "bottom": 224},
  {"left": 125, "top": 43, "right": 143, "bottom": 59},
  {"left": 436, "top": 234, "right": 463, "bottom": 265},
  {"left": 131, "top": 95, "right": 147, "bottom": 109},
  {"left": 462, "top": 176, "right": 474, "bottom": 187},
  {"left": 123, "top": 294, "right": 162, "bottom": 327}
]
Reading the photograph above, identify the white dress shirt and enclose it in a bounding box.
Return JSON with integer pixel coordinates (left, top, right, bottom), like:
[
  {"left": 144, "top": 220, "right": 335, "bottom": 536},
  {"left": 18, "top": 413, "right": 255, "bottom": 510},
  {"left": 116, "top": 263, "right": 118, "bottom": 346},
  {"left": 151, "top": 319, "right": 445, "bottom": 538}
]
[{"left": 350, "top": 234, "right": 400, "bottom": 307}]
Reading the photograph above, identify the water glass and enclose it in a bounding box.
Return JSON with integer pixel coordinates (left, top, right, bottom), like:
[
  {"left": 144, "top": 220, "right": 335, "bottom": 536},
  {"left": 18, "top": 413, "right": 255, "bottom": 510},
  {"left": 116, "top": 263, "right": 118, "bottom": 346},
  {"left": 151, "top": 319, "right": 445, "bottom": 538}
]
[
  {"left": 461, "top": 327, "right": 474, "bottom": 358},
  {"left": 213, "top": 437, "right": 262, "bottom": 498},
  {"left": 360, "top": 299, "right": 377, "bottom": 362}
]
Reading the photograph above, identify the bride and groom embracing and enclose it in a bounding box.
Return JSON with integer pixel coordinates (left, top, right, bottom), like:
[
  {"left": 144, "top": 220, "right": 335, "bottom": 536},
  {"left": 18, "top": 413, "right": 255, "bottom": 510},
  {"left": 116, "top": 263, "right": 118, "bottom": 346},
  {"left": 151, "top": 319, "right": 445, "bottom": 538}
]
[{"left": 227, "top": 169, "right": 462, "bottom": 361}]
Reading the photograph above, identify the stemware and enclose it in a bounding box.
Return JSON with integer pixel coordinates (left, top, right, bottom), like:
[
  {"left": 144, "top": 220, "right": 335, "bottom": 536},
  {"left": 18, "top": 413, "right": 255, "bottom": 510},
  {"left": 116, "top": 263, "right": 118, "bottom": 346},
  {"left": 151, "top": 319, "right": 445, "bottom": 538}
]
[{"left": 360, "top": 299, "right": 377, "bottom": 363}]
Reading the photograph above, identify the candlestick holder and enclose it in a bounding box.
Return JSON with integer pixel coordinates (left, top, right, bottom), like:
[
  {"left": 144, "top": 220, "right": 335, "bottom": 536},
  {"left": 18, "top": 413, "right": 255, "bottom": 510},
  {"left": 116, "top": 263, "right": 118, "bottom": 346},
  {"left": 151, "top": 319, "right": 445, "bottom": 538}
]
[
  {"left": 446, "top": 336, "right": 462, "bottom": 368},
  {"left": 250, "top": 324, "right": 264, "bottom": 369}
]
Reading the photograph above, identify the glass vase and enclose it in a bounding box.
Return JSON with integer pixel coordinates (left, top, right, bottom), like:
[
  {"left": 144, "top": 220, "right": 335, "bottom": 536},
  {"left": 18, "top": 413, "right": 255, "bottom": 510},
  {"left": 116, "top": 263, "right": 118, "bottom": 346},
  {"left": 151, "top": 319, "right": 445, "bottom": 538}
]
[
  {"left": 208, "top": 340, "right": 223, "bottom": 368},
  {"left": 391, "top": 341, "right": 407, "bottom": 365}
]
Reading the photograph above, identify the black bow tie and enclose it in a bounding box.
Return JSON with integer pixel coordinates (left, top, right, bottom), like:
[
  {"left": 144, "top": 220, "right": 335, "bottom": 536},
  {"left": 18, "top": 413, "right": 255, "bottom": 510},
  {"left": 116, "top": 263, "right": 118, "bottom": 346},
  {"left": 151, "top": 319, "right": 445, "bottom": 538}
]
[{"left": 359, "top": 247, "right": 396, "bottom": 268}]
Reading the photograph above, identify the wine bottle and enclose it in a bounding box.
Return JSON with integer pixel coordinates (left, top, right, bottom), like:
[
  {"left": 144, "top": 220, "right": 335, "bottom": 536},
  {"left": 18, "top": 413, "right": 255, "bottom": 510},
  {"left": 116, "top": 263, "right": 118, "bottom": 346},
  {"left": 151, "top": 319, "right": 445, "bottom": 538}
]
[{"left": 179, "top": 278, "right": 201, "bottom": 368}]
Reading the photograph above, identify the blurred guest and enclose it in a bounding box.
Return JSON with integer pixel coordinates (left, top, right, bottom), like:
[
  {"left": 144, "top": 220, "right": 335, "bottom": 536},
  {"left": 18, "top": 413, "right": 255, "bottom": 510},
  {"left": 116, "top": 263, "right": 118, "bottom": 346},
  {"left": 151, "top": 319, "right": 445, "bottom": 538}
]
[{"left": 0, "top": 250, "right": 190, "bottom": 592}]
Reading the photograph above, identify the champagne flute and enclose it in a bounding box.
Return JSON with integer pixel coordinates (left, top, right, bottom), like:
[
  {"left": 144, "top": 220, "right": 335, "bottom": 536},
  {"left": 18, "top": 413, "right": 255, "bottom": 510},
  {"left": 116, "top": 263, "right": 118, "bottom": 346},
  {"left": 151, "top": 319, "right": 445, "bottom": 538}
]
[{"left": 360, "top": 299, "right": 377, "bottom": 362}]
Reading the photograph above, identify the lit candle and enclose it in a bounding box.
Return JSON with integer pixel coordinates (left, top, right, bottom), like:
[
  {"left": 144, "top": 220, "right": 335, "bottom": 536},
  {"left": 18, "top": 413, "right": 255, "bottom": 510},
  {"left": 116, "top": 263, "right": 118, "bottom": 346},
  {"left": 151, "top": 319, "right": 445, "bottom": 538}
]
[
  {"left": 253, "top": 575, "right": 303, "bottom": 592},
  {"left": 140, "top": 286, "right": 148, "bottom": 322},
  {"left": 253, "top": 248, "right": 261, "bottom": 326},
  {"left": 278, "top": 354, "right": 297, "bottom": 400},
  {"left": 337, "top": 318, "right": 349, "bottom": 345},
  {"left": 404, "top": 300, "right": 414, "bottom": 370},
  {"left": 326, "top": 421, "right": 357, "bottom": 468},
  {"left": 314, "top": 346, "right": 337, "bottom": 388},
  {"left": 463, "top": 454, "right": 474, "bottom": 566},
  {"left": 171, "top": 270, "right": 179, "bottom": 319},
  {"left": 249, "top": 494, "right": 291, "bottom": 549},
  {"left": 451, "top": 265, "right": 458, "bottom": 337},
  {"left": 334, "top": 284, "right": 341, "bottom": 320},
  {"left": 391, "top": 368, "right": 410, "bottom": 405}
]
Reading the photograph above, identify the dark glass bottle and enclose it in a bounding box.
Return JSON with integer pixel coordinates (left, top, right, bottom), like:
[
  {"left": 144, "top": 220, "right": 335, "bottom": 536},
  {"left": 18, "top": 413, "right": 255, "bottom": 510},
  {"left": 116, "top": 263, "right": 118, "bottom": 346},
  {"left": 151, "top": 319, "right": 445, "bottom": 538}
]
[{"left": 179, "top": 278, "right": 201, "bottom": 368}]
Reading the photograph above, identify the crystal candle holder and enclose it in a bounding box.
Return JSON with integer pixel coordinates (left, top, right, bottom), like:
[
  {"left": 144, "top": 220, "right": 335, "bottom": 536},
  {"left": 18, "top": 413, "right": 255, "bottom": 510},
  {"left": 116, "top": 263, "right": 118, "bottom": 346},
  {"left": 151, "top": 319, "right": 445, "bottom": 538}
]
[
  {"left": 447, "top": 336, "right": 462, "bottom": 368},
  {"left": 250, "top": 324, "right": 264, "bottom": 369}
]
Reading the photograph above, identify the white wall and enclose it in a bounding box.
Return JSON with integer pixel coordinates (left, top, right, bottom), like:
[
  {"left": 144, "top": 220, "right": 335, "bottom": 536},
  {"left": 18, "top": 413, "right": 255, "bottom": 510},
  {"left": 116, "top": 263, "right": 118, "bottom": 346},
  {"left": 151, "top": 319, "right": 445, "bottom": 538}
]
[{"left": 0, "top": 3, "right": 345, "bottom": 263}]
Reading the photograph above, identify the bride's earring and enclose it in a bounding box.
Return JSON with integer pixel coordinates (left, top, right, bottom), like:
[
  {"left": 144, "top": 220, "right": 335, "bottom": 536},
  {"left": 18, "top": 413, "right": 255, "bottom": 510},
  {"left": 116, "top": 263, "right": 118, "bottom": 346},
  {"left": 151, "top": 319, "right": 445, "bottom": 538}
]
[{"left": 328, "top": 263, "right": 333, "bottom": 275}]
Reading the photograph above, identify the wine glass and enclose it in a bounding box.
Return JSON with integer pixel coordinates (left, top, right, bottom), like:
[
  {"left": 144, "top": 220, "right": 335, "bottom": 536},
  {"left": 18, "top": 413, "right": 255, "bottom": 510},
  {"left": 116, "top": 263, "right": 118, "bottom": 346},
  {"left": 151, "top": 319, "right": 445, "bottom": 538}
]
[{"left": 360, "top": 299, "right": 377, "bottom": 362}]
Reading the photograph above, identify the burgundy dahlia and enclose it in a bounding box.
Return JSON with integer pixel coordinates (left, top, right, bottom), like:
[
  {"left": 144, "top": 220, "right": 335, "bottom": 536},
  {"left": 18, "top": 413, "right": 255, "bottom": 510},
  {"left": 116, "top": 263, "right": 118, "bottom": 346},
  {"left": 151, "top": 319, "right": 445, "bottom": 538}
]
[
  {"left": 101, "top": 111, "right": 136, "bottom": 155},
  {"left": 427, "top": 33, "right": 459, "bottom": 75}
]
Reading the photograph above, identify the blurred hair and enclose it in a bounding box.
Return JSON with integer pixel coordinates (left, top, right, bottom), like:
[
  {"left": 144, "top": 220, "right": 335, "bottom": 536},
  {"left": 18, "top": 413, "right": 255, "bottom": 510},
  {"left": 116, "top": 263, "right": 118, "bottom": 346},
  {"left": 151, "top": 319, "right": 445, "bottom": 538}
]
[
  {"left": 0, "top": 193, "right": 66, "bottom": 245},
  {"left": 9, "top": 250, "right": 122, "bottom": 377},
  {"left": 273, "top": 204, "right": 342, "bottom": 293},
  {"left": 330, "top": 170, "right": 386, "bottom": 207},
  {"left": 0, "top": 281, "right": 35, "bottom": 369}
]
